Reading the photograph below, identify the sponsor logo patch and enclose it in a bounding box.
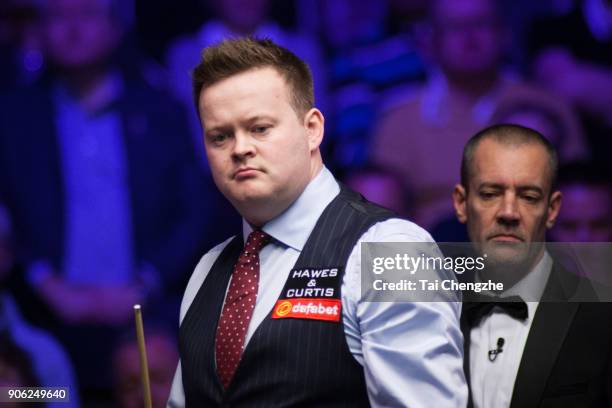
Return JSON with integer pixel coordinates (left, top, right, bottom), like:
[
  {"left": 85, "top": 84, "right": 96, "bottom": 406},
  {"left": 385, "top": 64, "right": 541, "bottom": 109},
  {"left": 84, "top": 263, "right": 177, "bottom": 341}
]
[{"left": 271, "top": 298, "right": 341, "bottom": 322}]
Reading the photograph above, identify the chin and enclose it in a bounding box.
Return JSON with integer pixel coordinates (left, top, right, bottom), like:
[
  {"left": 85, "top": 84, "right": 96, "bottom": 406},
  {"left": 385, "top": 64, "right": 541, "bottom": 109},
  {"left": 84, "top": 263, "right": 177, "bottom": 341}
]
[{"left": 228, "top": 187, "right": 273, "bottom": 206}]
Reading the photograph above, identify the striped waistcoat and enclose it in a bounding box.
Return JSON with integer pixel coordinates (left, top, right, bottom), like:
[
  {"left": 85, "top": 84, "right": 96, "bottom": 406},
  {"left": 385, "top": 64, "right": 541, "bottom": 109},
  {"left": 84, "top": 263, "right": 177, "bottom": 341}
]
[{"left": 179, "top": 187, "right": 394, "bottom": 407}]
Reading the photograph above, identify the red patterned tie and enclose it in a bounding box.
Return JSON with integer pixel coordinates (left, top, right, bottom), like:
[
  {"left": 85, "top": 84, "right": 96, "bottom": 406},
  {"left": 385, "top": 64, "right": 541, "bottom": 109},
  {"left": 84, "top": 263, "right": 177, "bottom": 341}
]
[{"left": 215, "top": 230, "right": 270, "bottom": 388}]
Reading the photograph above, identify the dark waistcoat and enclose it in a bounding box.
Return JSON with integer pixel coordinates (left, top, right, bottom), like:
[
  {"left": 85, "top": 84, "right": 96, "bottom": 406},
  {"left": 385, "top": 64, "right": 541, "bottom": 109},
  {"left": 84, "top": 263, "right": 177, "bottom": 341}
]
[{"left": 179, "top": 187, "right": 395, "bottom": 407}]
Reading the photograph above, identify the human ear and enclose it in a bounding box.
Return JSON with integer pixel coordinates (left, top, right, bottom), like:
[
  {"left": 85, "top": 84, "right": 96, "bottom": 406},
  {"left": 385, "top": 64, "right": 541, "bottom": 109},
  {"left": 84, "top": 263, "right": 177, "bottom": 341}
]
[
  {"left": 304, "top": 108, "right": 324, "bottom": 152},
  {"left": 546, "top": 190, "right": 562, "bottom": 229},
  {"left": 453, "top": 184, "right": 468, "bottom": 224}
]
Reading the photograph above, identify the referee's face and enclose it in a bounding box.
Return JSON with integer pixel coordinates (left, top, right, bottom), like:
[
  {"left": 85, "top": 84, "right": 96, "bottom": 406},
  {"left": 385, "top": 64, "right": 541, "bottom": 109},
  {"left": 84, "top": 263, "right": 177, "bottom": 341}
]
[
  {"left": 200, "top": 67, "right": 324, "bottom": 226},
  {"left": 453, "top": 139, "right": 561, "bottom": 269}
]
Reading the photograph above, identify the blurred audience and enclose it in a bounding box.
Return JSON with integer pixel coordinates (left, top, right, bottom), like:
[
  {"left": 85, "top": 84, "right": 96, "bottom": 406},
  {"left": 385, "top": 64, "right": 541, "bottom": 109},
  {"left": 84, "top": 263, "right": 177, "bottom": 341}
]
[
  {"left": 0, "top": 204, "right": 79, "bottom": 407},
  {"left": 529, "top": 0, "right": 612, "bottom": 172},
  {"left": 0, "top": 0, "right": 610, "bottom": 404},
  {"left": 0, "top": 334, "right": 38, "bottom": 388},
  {"left": 490, "top": 85, "right": 589, "bottom": 162},
  {"left": 550, "top": 162, "right": 612, "bottom": 242},
  {"left": 0, "top": 0, "right": 44, "bottom": 90},
  {"left": 343, "top": 165, "right": 411, "bottom": 217},
  {"left": 317, "top": 0, "right": 428, "bottom": 173},
  {"left": 165, "top": 0, "right": 328, "bottom": 159},
  {"left": 113, "top": 329, "right": 178, "bottom": 408},
  {"left": 0, "top": 0, "right": 213, "bottom": 402},
  {"left": 549, "top": 161, "right": 612, "bottom": 288},
  {"left": 371, "top": 0, "right": 566, "bottom": 229}
]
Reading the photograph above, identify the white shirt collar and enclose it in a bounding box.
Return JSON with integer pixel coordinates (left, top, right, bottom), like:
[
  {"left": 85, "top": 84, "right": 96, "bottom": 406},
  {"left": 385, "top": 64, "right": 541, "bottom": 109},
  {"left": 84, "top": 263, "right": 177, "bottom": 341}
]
[{"left": 242, "top": 166, "right": 340, "bottom": 251}]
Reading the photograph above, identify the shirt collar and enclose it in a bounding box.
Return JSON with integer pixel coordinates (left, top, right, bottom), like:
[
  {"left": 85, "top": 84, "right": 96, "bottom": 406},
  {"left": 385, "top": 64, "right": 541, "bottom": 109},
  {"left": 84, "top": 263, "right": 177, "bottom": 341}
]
[{"left": 242, "top": 166, "right": 340, "bottom": 251}]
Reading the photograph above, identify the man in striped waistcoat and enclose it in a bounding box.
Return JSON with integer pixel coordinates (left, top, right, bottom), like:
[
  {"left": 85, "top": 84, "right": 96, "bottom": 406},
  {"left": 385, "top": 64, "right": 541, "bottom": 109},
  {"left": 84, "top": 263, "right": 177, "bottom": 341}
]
[{"left": 167, "top": 37, "right": 467, "bottom": 408}]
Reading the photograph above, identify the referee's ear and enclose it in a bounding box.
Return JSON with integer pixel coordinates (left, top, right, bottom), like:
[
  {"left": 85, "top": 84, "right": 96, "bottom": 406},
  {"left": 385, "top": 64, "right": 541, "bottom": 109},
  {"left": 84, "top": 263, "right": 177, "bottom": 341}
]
[
  {"left": 453, "top": 184, "right": 468, "bottom": 224},
  {"left": 545, "top": 190, "right": 562, "bottom": 229}
]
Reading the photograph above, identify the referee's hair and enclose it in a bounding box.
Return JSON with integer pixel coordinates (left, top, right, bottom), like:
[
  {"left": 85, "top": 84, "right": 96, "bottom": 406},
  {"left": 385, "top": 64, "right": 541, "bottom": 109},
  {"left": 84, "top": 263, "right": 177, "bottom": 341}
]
[{"left": 460, "top": 124, "right": 559, "bottom": 193}]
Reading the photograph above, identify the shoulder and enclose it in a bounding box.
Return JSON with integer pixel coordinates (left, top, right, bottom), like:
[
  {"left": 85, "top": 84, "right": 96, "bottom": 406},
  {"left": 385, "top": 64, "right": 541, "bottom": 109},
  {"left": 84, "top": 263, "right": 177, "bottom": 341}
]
[
  {"left": 342, "top": 218, "right": 436, "bottom": 300},
  {"left": 357, "top": 217, "right": 434, "bottom": 243},
  {"left": 343, "top": 215, "right": 457, "bottom": 296},
  {"left": 179, "top": 236, "right": 236, "bottom": 322}
]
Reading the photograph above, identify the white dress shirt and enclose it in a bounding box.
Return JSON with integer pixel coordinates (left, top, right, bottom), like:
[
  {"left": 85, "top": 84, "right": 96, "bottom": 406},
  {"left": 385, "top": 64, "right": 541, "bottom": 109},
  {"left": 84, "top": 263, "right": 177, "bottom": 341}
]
[
  {"left": 469, "top": 252, "right": 553, "bottom": 408},
  {"left": 168, "top": 167, "right": 467, "bottom": 408}
]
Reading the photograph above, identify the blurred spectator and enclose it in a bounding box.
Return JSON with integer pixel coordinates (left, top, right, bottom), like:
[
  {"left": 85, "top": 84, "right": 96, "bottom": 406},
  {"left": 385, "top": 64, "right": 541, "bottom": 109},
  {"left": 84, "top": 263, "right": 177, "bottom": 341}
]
[
  {"left": 431, "top": 86, "right": 588, "bottom": 242},
  {"left": 371, "top": 0, "right": 559, "bottom": 229},
  {"left": 165, "top": 0, "right": 328, "bottom": 161},
  {"left": 550, "top": 162, "right": 612, "bottom": 242},
  {"left": 387, "top": 0, "right": 431, "bottom": 32},
  {"left": 0, "top": 337, "right": 35, "bottom": 408},
  {"left": 0, "top": 0, "right": 44, "bottom": 89},
  {"left": 490, "top": 85, "right": 589, "bottom": 162},
  {"left": 0, "top": 204, "right": 79, "bottom": 407},
  {"left": 317, "top": 0, "right": 428, "bottom": 174},
  {"left": 343, "top": 165, "right": 411, "bottom": 217},
  {"left": 113, "top": 329, "right": 178, "bottom": 408},
  {"left": 0, "top": 334, "right": 38, "bottom": 388},
  {"left": 529, "top": 0, "right": 612, "bottom": 172},
  {"left": 0, "top": 0, "right": 214, "bottom": 401}
]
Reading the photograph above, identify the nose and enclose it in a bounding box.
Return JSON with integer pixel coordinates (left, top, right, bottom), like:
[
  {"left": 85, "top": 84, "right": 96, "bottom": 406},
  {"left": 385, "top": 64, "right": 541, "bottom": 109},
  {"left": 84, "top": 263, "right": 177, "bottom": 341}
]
[
  {"left": 231, "top": 132, "right": 256, "bottom": 161},
  {"left": 496, "top": 192, "right": 520, "bottom": 226}
]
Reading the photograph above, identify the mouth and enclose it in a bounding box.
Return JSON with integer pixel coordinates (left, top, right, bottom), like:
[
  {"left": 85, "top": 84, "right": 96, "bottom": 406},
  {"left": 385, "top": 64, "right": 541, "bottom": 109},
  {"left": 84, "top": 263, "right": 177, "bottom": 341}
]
[
  {"left": 488, "top": 234, "right": 524, "bottom": 243},
  {"left": 233, "top": 167, "right": 261, "bottom": 180}
]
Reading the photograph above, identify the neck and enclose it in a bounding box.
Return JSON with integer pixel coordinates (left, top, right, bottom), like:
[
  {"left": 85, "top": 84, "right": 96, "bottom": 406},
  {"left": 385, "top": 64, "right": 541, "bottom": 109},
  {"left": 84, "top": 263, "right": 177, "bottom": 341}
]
[{"left": 309, "top": 155, "right": 324, "bottom": 183}]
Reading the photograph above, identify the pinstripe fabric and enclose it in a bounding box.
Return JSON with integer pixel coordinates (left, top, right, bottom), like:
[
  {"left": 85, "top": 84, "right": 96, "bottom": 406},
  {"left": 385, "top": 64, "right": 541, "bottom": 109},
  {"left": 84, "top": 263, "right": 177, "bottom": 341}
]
[
  {"left": 179, "top": 236, "right": 243, "bottom": 405},
  {"left": 179, "top": 187, "right": 394, "bottom": 407}
]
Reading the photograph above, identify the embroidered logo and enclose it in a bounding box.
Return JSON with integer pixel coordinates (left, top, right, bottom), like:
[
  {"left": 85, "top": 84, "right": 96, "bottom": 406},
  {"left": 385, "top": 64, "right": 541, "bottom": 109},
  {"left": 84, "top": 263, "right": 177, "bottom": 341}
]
[{"left": 271, "top": 298, "right": 341, "bottom": 322}]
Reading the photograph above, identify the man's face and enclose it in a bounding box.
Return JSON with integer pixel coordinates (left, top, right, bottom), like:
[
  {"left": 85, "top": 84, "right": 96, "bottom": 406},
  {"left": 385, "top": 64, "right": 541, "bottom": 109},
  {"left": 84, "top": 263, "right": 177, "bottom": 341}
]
[
  {"left": 199, "top": 67, "right": 323, "bottom": 225},
  {"left": 42, "top": 0, "right": 121, "bottom": 69},
  {"left": 551, "top": 184, "right": 612, "bottom": 242},
  {"left": 453, "top": 139, "right": 561, "bottom": 269},
  {"left": 433, "top": 0, "right": 502, "bottom": 79}
]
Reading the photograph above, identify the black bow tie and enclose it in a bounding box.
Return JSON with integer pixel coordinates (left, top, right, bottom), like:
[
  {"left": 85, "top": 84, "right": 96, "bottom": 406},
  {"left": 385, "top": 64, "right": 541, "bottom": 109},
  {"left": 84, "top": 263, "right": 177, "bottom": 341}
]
[{"left": 463, "top": 295, "right": 528, "bottom": 327}]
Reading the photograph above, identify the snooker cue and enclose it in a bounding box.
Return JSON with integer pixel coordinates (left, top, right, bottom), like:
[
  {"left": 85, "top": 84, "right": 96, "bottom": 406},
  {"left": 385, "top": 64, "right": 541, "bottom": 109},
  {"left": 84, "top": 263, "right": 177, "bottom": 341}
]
[{"left": 134, "top": 304, "right": 153, "bottom": 408}]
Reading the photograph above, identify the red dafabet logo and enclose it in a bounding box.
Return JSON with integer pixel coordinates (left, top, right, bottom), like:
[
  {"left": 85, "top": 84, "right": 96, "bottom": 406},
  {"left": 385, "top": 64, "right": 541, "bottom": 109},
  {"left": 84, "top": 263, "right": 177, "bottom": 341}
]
[
  {"left": 271, "top": 298, "right": 341, "bottom": 322},
  {"left": 275, "top": 300, "right": 293, "bottom": 317}
]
